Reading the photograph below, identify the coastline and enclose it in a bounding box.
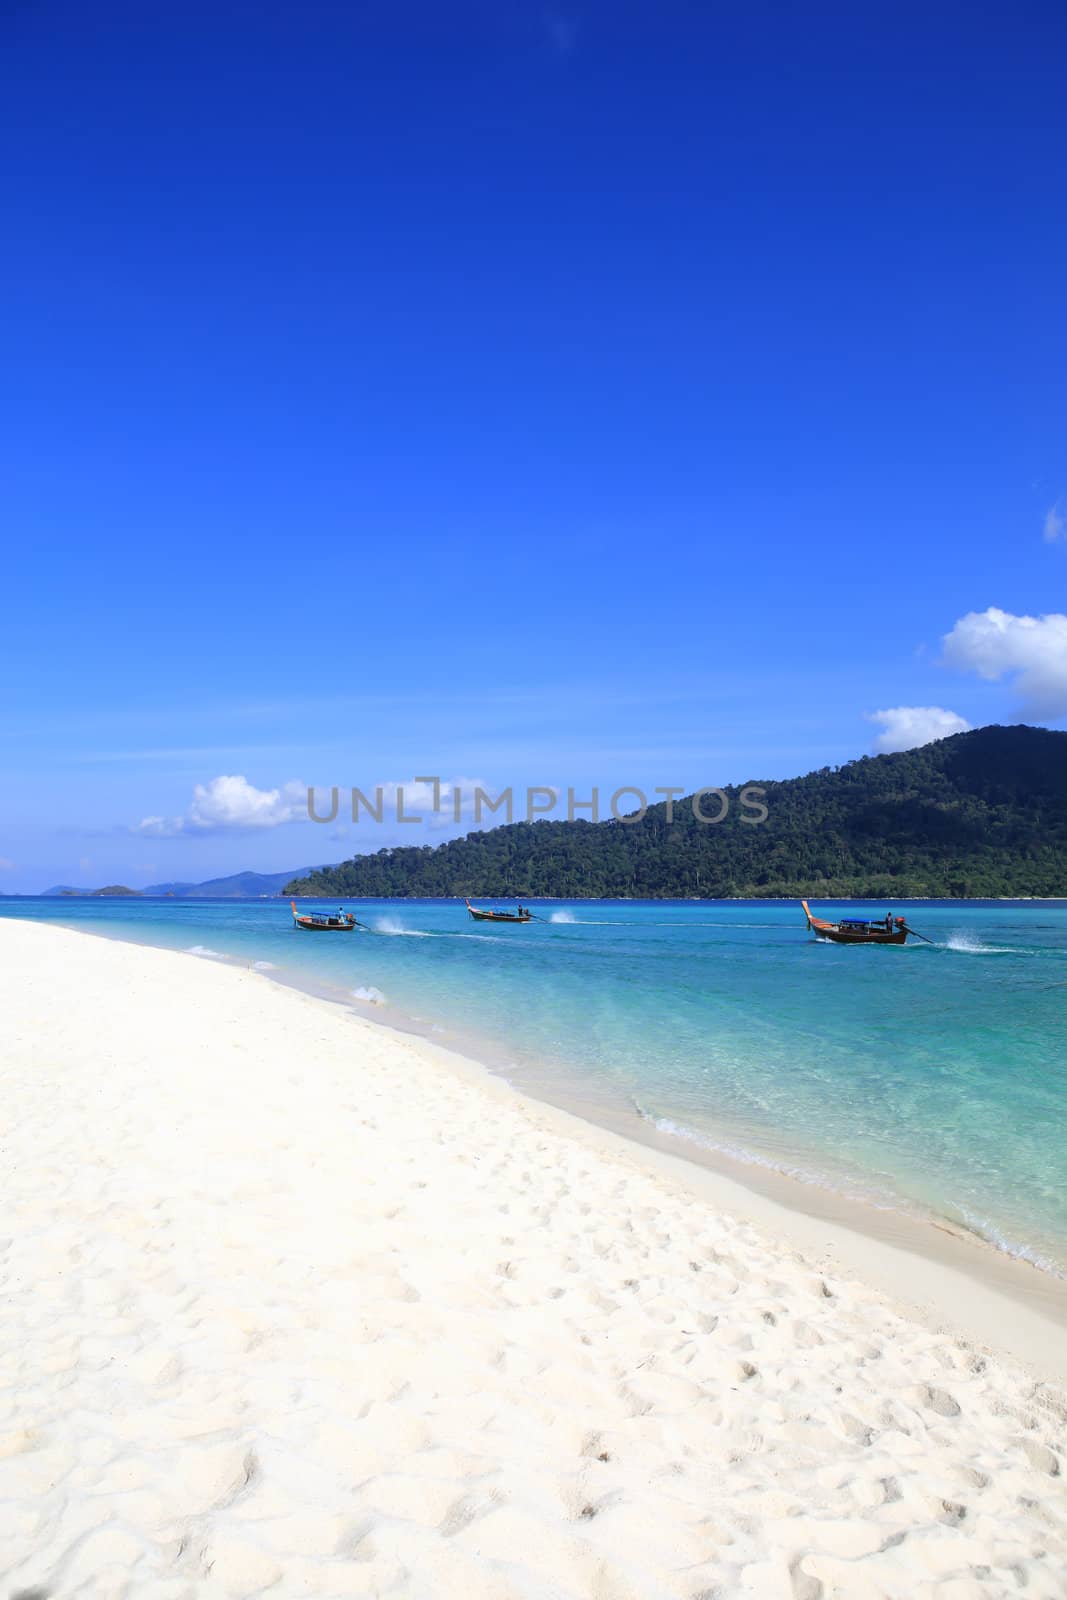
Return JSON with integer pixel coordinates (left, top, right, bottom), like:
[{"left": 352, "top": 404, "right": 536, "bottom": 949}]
[
  {"left": 271, "top": 963, "right": 1067, "bottom": 1367},
  {"left": 189, "top": 929, "right": 1067, "bottom": 1337},
  {"left": 24, "top": 912, "right": 1067, "bottom": 1375},
  {"left": 2, "top": 917, "right": 1066, "bottom": 1596}
]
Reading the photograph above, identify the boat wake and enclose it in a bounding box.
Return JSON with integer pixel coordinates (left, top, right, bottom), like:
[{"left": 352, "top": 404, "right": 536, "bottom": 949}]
[
  {"left": 367, "top": 919, "right": 511, "bottom": 945},
  {"left": 546, "top": 916, "right": 652, "bottom": 925},
  {"left": 942, "top": 933, "right": 1017, "bottom": 955},
  {"left": 556, "top": 921, "right": 790, "bottom": 934}
]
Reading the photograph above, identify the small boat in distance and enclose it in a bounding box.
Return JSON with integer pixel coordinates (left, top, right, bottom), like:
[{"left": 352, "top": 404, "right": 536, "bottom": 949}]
[
  {"left": 802, "top": 900, "right": 913, "bottom": 945},
  {"left": 291, "top": 900, "right": 362, "bottom": 932},
  {"left": 465, "top": 898, "right": 532, "bottom": 924}
]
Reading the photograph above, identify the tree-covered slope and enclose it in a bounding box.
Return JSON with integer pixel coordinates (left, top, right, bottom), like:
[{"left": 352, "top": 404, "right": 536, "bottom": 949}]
[{"left": 286, "top": 726, "right": 1067, "bottom": 900}]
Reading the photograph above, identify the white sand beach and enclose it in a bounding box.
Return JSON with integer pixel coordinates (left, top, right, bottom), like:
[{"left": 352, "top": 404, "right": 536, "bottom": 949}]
[{"left": 1, "top": 919, "right": 1065, "bottom": 1599}]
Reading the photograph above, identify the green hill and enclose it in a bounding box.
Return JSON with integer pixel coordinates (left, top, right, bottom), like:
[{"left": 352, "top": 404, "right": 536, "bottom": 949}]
[{"left": 285, "top": 726, "right": 1067, "bottom": 900}]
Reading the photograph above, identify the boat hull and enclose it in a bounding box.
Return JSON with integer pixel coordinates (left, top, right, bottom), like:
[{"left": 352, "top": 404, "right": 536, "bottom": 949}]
[
  {"left": 811, "top": 926, "right": 908, "bottom": 945},
  {"left": 801, "top": 899, "right": 909, "bottom": 945},
  {"left": 290, "top": 899, "right": 359, "bottom": 932},
  {"left": 465, "top": 899, "right": 531, "bottom": 923}
]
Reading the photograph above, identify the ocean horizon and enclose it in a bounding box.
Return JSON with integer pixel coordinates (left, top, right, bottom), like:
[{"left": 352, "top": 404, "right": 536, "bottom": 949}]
[{"left": 6, "top": 893, "right": 1066, "bottom": 1280}]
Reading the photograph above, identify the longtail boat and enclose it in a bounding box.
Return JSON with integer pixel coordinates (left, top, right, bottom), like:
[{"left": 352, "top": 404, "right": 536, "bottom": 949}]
[
  {"left": 802, "top": 900, "right": 912, "bottom": 945},
  {"left": 291, "top": 899, "right": 361, "bottom": 932},
  {"left": 464, "top": 898, "right": 532, "bottom": 924}
]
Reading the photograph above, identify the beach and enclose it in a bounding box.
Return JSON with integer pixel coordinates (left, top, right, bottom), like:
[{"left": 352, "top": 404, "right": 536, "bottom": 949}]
[{"left": 2, "top": 919, "right": 1065, "bottom": 1598}]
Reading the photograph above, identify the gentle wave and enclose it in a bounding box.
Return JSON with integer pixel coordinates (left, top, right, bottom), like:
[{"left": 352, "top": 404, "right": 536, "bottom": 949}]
[
  {"left": 951, "top": 1205, "right": 1067, "bottom": 1279},
  {"left": 352, "top": 985, "right": 387, "bottom": 1005},
  {"left": 631, "top": 1099, "right": 872, "bottom": 1197},
  {"left": 185, "top": 944, "right": 221, "bottom": 956},
  {"left": 252, "top": 959, "right": 278, "bottom": 970},
  {"left": 633, "top": 1101, "right": 1067, "bottom": 1277}
]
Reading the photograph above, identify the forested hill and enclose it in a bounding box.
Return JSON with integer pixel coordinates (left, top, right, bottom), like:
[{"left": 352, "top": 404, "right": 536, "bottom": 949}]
[{"left": 286, "top": 726, "right": 1067, "bottom": 900}]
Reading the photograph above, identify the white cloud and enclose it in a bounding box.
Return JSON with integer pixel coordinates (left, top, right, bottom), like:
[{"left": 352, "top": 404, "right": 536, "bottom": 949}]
[
  {"left": 341, "top": 777, "right": 488, "bottom": 831},
  {"left": 866, "top": 706, "right": 972, "bottom": 753},
  {"left": 942, "top": 607, "right": 1067, "bottom": 718},
  {"left": 135, "top": 774, "right": 490, "bottom": 839},
  {"left": 1044, "top": 502, "right": 1065, "bottom": 543},
  {"left": 135, "top": 775, "right": 308, "bottom": 837},
  {"left": 394, "top": 777, "right": 487, "bottom": 829}
]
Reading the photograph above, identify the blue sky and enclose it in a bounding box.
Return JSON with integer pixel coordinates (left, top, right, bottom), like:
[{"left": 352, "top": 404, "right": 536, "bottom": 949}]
[{"left": 3, "top": 0, "right": 1066, "bottom": 890}]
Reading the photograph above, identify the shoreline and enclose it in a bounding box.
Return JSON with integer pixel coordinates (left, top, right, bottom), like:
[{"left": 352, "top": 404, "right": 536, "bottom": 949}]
[
  {"left": 3, "top": 917, "right": 1065, "bottom": 1595},
  {"left": 40, "top": 915, "right": 1067, "bottom": 1381},
  {"left": 277, "top": 967, "right": 1067, "bottom": 1367}
]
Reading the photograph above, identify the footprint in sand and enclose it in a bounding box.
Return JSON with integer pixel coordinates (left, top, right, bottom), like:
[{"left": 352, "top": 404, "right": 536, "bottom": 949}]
[
  {"left": 1017, "top": 1438, "right": 1060, "bottom": 1476},
  {"left": 917, "top": 1385, "right": 962, "bottom": 1418}
]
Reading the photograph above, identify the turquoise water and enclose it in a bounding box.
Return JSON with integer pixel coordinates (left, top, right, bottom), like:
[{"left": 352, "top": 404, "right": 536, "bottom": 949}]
[{"left": 4, "top": 896, "right": 1067, "bottom": 1273}]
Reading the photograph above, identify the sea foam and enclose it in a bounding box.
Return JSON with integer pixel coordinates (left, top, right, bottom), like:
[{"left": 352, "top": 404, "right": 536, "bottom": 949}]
[
  {"left": 352, "top": 985, "right": 386, "bottom": 1005},
  {"left": 373, "top": 917, "right": 431, "bottom": 937}
]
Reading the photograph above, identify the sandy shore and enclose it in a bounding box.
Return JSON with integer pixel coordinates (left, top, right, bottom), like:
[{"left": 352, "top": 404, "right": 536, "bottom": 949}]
[{"left": 1, "top": 921, "right": 1065, "bottom": 1598}]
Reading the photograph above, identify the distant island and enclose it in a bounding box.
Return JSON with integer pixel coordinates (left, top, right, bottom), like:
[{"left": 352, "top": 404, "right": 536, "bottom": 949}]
[
  {"left": 141, "top": 868, "right": 333, "bottom": 899},
  {"left": 41, "top": 867, "right": 336, "bottom": 900},
  {"left": 41, "top": 885, "right": 142, "bottom": 898},
  {"left": 286, "top": 726, "right": 1067, "bottom": 901}
]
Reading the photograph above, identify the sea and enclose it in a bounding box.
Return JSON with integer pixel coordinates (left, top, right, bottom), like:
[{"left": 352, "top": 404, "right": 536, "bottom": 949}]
[{"left": 4, "top": 895, "right": 1066, "bottom": 1277}]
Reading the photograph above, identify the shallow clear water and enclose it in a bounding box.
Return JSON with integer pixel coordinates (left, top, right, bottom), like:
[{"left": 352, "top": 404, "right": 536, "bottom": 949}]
[{"left": 5, "top": 896, "right": 1067, "bottom": 1273}]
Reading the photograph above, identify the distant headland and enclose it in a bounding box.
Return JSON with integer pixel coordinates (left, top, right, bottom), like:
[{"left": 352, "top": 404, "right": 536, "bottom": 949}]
[{"left": 287, "top": 726, "right": 1067, "bottom": 901}]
